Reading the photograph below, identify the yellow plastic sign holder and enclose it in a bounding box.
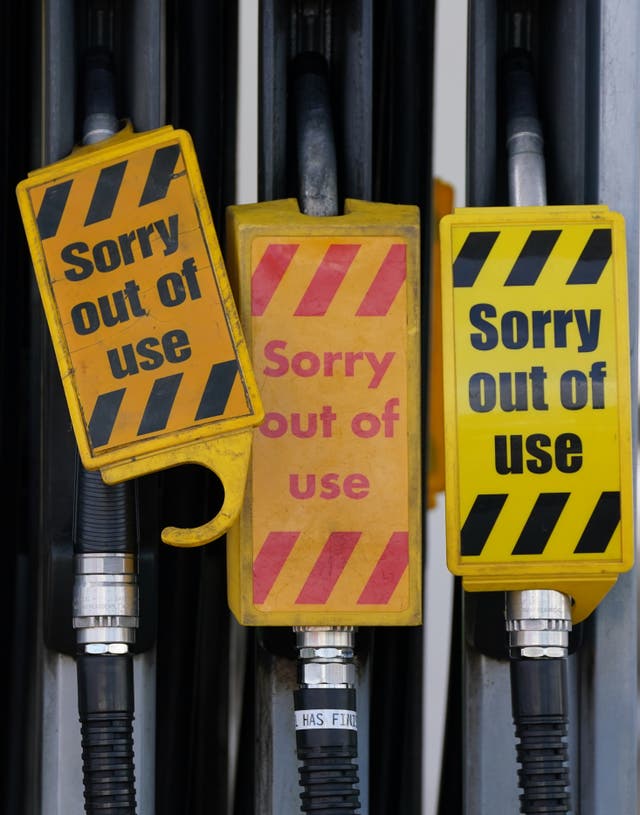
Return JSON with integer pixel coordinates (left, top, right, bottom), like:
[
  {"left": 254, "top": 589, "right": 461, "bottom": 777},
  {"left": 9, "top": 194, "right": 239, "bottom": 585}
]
[
  {"left": 427, "top": 179, "right": 454, "bottom": 508},
  {"left": 440, "top": 205, "right": 634, "bottom": 623},
  {"left": 226, "top": 198, "right": 422, "bottom": 626},
  {"left": 17, "top": 123, "right": 263, "bottom": 547}
]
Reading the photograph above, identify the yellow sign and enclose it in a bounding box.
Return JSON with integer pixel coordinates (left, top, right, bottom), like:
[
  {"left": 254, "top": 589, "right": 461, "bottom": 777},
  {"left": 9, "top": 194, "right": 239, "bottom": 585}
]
[
  {"left": 17, "top": 125, "right": 263, "bottom": 546},
  {"left": 226, "top": 199, "right": 422, "bottom": 625},
  {"left": 427, "top": 179, "right": 454, "bottom": 507},
  {"left": 440, "top": 206, "right": 634, "bottom": 622}
]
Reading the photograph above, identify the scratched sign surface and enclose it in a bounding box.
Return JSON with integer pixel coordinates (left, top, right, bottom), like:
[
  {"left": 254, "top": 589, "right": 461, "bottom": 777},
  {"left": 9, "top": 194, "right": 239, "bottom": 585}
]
[
  {"left": 17, "top": 126, "right": 262, "bottom": 474},
  {"left": 226, "top": 199, "right": 422, "bottom": 625}
]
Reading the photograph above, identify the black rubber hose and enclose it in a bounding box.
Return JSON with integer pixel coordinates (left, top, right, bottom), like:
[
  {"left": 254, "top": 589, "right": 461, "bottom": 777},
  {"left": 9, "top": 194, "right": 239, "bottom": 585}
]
[
  {"left": 294, "top": 687, "right": 360, "bottom": 814},
  {"left": 77, "top": 654, "right": 136, "bottom": 813},
  {"left": 510, "top": 658, "right": 571, "bottom": 814},
  {"left": 83, "top": 46, "right": 117, "bottom": 120},
  {"left": 503, "top": 47, "right": 539, "bottom": 124},
  {"left": 74, "top": 467, "right": 136, "bottom": 555}
]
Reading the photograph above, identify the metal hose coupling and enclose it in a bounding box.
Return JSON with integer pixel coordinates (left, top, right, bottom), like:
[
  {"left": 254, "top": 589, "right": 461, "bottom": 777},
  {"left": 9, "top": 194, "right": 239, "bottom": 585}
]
[
  {"left": 294, "top": 625, "right": 356, "bottom": 688},
  {"left": 293, "top": 626, "right": 360, "bottom": 814},
  {"left": 73, "top": 553, "right": 139, "bottom": 653},
  {"left": 506, "top": 589, "right": 572, "bottom": 659},
  {"left": 73, "top": 550, "right": 138, "bottom": 811}
]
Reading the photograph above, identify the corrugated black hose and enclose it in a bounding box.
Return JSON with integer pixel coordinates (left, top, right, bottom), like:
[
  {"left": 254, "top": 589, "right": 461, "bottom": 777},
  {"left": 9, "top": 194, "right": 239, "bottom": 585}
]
[
  {"left": 510, "top": 658, "right": 571, "bottom": 814},
  {"left": 294, "top": 687, "right": 360, "bottom": 814},
  {"left": 76, "top": 651, "right": 136, "bottom": 812}
]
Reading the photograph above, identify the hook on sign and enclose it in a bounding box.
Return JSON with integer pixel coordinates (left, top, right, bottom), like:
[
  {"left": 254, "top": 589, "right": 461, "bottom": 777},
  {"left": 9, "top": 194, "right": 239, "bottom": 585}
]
[{"left": 100, "top": 431, "right": 254, "bottom": 547}]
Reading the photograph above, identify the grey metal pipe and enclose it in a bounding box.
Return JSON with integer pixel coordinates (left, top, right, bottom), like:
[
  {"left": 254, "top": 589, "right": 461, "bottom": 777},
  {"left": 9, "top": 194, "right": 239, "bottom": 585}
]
[
  {"left": 505, "top": 48, "right": 546, "bottom": 208},
  {"left": 293, "top": 50, "right": 339, "bottom": 217}
]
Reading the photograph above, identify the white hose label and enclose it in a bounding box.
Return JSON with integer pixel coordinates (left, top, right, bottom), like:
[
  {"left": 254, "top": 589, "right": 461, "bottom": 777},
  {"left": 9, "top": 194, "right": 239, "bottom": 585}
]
[{"left": 295, "top": 708, "right": 357, "bottom": 731}]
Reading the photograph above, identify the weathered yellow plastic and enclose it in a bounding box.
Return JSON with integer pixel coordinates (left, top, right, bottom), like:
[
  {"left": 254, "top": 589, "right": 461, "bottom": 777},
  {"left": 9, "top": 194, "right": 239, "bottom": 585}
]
[
  {"left": 427, "top": 179, "right": 454, "bottom": 508},
  {"left": 439, "top": 205, "right": 634, "bottom": 622},
  {"left": 226, "top": 198, "right": 422, "bottom": 625},
  {"left": 16, "top": 123, "right": 263, "bottom": 547}
]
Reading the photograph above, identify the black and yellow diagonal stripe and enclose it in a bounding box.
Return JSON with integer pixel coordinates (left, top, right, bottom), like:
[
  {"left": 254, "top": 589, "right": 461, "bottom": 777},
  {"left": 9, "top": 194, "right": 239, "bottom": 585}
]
[
  {"left": 35, "top": 143, "right": 182, "bottom": 237},
  {"left": 461, "top": 490, "right": 620, "bottom": 558},
  {"left": 452, "top": 226, "right": 612, "bottom": 288}
]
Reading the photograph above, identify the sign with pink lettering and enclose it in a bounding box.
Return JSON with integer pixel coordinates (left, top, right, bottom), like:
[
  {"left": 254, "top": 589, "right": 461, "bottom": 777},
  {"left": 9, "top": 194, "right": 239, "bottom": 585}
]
[{"left": 225, "top": 198, "right": 422, "bottom": 625}]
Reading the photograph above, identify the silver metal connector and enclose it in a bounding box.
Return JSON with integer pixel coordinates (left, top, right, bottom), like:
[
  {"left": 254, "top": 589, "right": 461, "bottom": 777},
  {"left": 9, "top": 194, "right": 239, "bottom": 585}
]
[
  {"left": 507, "top": 116, "right": 547, "bottom": 207},
  {"left": 82, "top": 112, "right": 120, "bottom": 145},
  {"left": 73, "top": 553, "right": 139, "bottom": 653},
  {"left": 294, "top": 626, "right": 356, "bottom": 688},
  {"left": 506, "top": 589, "right": 572, "bottom": 658}
]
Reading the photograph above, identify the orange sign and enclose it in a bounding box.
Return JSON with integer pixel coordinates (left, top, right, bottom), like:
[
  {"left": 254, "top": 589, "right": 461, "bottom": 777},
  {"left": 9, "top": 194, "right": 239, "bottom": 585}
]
[
  {"left": 427, "top": 179, "right": 455, "bottom": 507},
  {"left": 17, "top": 125, "right": 263, "bottom": 547},
  {"left": 17, "top": 125, "right": 262, "bottom": 473},
  {"left": 226, "top": 199, "right": 422, "bottom": 625}
]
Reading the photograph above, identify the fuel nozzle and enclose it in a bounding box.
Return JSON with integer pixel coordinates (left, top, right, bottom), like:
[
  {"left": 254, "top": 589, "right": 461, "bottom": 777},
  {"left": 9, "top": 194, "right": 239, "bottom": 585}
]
[{"left": 293, "top": 626, "right": 360, "bottom": 814}]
